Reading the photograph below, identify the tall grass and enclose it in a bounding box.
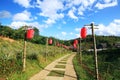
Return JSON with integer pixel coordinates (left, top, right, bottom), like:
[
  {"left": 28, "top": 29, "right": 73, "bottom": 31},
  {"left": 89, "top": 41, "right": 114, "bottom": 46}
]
[
  {"left": 73, "top": 49, "right": 120, "bottom": 80},
  {"left": 73, "top": 54, "right": 94, "bottom": 80},
  {"left": 0, "top": 39, "right": 70, "bottom": 80}
]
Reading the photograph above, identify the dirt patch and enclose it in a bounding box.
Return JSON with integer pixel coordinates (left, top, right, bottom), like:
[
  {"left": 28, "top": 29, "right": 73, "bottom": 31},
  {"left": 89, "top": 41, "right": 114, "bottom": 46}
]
[
  {"left": 0, "top": 78, "right": 6, "bottom": 80},
  {"left": 0, "top": 36, "right": 15, "bottom": 42}
]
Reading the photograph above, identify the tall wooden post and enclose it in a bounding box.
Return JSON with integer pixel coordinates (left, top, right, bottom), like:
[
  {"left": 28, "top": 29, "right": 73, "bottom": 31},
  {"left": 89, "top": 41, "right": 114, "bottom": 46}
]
[
  {"left": 79, "top": 38, "right": 82, "bottom": 65},
  {"left": 45, "top": 38, "right": 48, "bottom": 61},
  {"left": 22, "top": 40, "right": 26, "bottom": 72},
  {"left": 84, "top": 23, "right": 99, "bottom": 80},
  {"left": 54, "top": 39, "right": 56, "bottom": 54},
  {"left": 22, "top": 26, "right": 27, "bottom": 72},
  {"left": 91, "top": 23, "right": 99, "bottom": 80}
]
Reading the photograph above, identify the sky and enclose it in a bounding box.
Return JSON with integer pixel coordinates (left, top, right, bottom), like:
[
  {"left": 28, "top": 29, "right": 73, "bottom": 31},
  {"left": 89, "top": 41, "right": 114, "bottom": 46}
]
[{"left": 0, "top": 0, "right": 120, "bottom": 40}]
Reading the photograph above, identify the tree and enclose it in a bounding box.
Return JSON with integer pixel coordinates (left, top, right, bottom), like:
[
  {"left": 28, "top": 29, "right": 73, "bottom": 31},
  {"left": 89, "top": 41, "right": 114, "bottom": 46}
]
[{"left": 0, "top": 25, "right": 14, "bottom": 37}]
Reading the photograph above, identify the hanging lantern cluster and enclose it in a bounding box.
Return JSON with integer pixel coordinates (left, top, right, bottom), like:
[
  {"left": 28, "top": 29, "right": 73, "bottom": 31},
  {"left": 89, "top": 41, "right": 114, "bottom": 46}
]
[
  {"left": 81, "top": 27, "right": 87, "bottom": 39},
  {"left": 48, "top": 38, "right": 52, "bottom": 45},
  {"left": 26, "top": 29, "right": 34, "bottom": 39}
]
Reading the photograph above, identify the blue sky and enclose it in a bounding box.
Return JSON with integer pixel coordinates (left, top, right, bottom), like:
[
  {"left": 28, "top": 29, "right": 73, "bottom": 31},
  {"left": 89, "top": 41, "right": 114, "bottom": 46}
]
[{"left": 0, "top": 0, "right": 120, "bottom": 40}]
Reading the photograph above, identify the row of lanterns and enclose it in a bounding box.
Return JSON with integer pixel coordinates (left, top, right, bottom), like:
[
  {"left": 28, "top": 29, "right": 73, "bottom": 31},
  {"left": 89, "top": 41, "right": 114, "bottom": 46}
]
[
  {"left": 48, "top": 38, "right": 69, "bottom": 49},
  {"left": 25, "top": 26, "right": 87, "bottom": 41},
  {"left": 48, "top": 27, "right": 87, "bottom": 49},
  {"left": 25, "top": 26, "right": 87, "bottom": 49}
]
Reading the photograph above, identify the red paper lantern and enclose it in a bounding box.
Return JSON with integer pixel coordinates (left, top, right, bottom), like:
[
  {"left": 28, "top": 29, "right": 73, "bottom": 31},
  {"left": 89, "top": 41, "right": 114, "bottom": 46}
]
[
  {"left": 74, "top": 39, "right": 78, "bottom": 44},
  {"left": 48, "top": 38, "right": 52, "bottom": 44},
  {"left": 26, "top": 29, "right": 34, "bottom": 39},
  {"left": 81, "top": 27, "right": 87, "bottom": 39},
  {"left": 73, "top": 43, "right": 77, "bottom": 48}
]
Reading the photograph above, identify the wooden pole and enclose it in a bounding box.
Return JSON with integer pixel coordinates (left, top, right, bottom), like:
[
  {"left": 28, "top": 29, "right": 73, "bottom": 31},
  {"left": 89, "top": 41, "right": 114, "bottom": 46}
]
[
  {"left": 22, "top": 26, "right": 27, "bottom": 72},
  {"left": 22, "top": 40, "right": 26, "bottom": 72},
  {"left": 84, "top": 23, "right": 99, "bottom": 80},
  {"left": 79, "top": 38, "right": 82, "bottom": 66},
  {"left": 45, "top": 38, "right": 48, "bottom": 61},
  {"left": 54, "top": 39, "right": 56, "bottom": 54},
  {"left": 91, "top": 23, "right": 99, "bottom": 80},
  {"left": 79, "top": 38, "right": 82, "bottom": 65}
]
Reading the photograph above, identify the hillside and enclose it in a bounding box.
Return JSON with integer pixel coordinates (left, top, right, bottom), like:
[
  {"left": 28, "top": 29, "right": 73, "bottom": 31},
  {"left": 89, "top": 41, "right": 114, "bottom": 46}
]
[{"left": 0, "top": 38, "right": 70, "bottom": 80}]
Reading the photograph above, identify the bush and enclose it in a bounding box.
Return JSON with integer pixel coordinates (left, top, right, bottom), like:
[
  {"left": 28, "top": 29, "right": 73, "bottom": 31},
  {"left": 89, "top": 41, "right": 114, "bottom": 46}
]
[
  {"left": 27, "top": 53, "right": 38, "bottom": 60},
  {"left": 0, "top": 58, "right": 22, "bottom": 77}
]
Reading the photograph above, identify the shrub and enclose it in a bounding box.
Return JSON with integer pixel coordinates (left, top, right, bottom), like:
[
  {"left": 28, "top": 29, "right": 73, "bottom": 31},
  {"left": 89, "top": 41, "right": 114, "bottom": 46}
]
[{"left": 27, "top": 53, "right": 38, "bottom": 60}]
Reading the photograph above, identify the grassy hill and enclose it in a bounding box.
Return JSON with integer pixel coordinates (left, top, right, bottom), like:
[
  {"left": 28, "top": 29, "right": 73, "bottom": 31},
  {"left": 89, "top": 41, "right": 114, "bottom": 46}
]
[{"left": 0, "top": 38, "right": 71, "bottom": 80}]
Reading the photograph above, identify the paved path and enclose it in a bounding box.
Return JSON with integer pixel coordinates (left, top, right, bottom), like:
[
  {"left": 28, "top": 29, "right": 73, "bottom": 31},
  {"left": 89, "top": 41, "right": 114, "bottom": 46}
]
[{"left": 29, "top": 53, "right": 77, "bottom": 80}]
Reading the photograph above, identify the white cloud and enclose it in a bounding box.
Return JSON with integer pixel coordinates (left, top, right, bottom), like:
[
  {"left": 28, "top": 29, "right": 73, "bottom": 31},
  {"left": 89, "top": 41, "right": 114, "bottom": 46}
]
[
  {"left": 95, "top": 0, "right": 118, "bottom": 9},
  {"left": 75, "top": 27, "right": 81, "bottom": 32},
  {"left": 113, "top": 19, "right": 120, "bottom": 24},
  {"left": 78, "top": 0, "right": 96, "bottom": 15},
  {"left": 33, "top": 0, "right": 118, "bottom": 25},
  {"left": 65, "top": 0, "right": 117, "bottom": 17},
  {"left": 44, "top": 19, "right": 56, "bottom": 24},
  {"left": 66, "top": 0, "right": 96, "bottom": 16},
  {"left": 10, "top": 21, "right": 27, "bottom": 29},
  {"left": 13, "top": 0, "right": 31, "bottom": 8},
  {"left": 61, "top": 32, "right": 67, "bottom": 36},
  {"left": 37, "top": 0, "right": 64, "bottom": 24},
  {"left": 0, "top": 11, "right": 11, "bottom": 18},
  {"left": 70, "top": 32, "right": 73, "bottom": 35},
  {"left": 68, "top": 7, "right": 78, "bottom": 20},
  {"left": 94, "top": 19, "right": 120, "bottom": 36},
  {"left": 72, "top": 0, "right": 82, "bottom": 6},
  {"left": 78, "top": 6, "right": 85, "bottom": 15},
  {"left": 13, "top": 10, "right": 33, "bottom": 21},
  {"left": 9, "top": 21, "right": 48, "bottom": 30},
  {"left": 104, "top": 0, "right": 112, "bottom": 3}
]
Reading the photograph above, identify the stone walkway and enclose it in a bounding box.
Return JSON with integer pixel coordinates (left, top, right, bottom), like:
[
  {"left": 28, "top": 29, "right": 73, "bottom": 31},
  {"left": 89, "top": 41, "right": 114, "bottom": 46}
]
[{"left": 29, "top": 53, "right": 77, "bottom": 80}]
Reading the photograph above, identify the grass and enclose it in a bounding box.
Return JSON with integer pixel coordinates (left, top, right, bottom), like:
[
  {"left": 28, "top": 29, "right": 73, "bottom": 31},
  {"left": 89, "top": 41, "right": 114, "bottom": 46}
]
[
  {"left": 73, "top": 54, "right": 94, "bottom": 80},
  {"left": 74, "top": 49, "right": 120, "bottom": 80},
  {"left": 47, "top": 70, "right": 65, "bottom": 77},
  {"left": 0, "top": 39, "right": 71, "bottom": 80},
  {"left": 58, "top": 61, "right": 67, "bottom": 64},
  {"left": 54, "top": 65, "right": 66, "bottom": 69}
]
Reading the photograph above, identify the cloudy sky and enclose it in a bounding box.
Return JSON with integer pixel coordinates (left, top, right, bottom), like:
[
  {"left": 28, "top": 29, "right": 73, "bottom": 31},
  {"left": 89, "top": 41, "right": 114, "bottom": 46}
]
[{"left": 0, "top": 0, "right": 120, "bottom": 40}]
